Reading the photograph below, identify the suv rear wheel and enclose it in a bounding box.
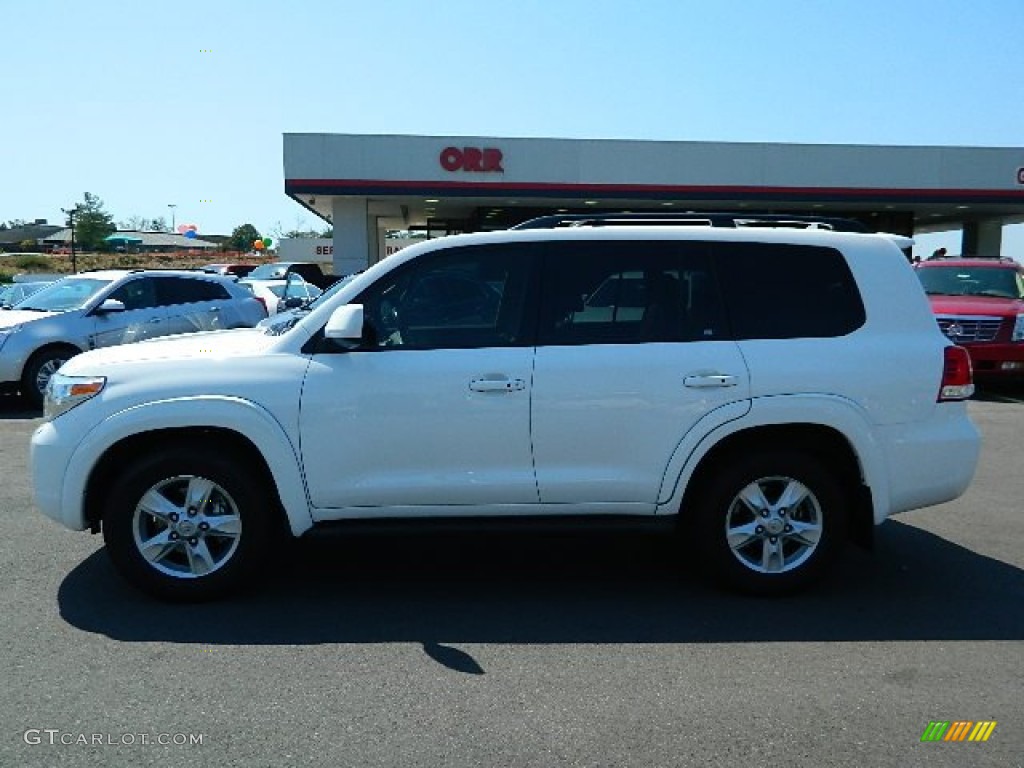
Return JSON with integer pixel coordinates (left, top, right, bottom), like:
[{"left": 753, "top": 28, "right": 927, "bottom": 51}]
[
  {"left": 694, "top": 451, "right": 847, "bottom": 595},
  {"left": 102, "top": 445, "right": 272, "bottom": 601}
]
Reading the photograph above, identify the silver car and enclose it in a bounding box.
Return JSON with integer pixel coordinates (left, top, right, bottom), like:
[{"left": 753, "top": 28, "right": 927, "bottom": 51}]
[{"left": 0, "top": 269, "right": 267, "bottom": 407}]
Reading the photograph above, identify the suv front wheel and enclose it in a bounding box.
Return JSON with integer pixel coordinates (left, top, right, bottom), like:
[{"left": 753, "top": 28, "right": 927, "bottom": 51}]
[
  {"left": 102, "top": 445, "right": 273, "bottom": 601},
  {"left": 694, "top": 451, "right": 847, "bottom": 595}
]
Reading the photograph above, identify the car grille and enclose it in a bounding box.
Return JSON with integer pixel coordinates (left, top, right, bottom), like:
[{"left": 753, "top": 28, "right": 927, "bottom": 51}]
[{"left": 936, "top": 316, "right": 1004, "bottom": 343}]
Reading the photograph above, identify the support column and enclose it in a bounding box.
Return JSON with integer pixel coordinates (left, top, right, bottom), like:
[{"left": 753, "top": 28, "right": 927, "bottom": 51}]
[
  {"left": 961, "top": 219, "right": 1003, "bottom": 256},
  {"left": 331, "top": 197, "right": 372, "bottom": 274}
]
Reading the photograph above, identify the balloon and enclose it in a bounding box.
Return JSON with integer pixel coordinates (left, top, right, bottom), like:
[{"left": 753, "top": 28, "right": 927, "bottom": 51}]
[
  {"left": 184, "top": 230, "right": 197, "bottom": 239},
  {"left": 177, "top": 224, "right": 190, "bottom": 234},
  {"left": 262, "top": 237, "right": 272, "bottom": 247},
  {"left": 253, "top": 240, "right": 265, "bottom": 250}
]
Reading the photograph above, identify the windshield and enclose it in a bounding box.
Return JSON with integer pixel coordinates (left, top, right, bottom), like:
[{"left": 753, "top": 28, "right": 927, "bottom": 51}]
[
  {"left": 247, "top": 263, "right": 290, "bottom": 280},
  {"left": 16, "top": 277, "right": 113, "bottom": 312},
  {"left": 916, "top": 266, "right": 1024, "bottom": 299}
]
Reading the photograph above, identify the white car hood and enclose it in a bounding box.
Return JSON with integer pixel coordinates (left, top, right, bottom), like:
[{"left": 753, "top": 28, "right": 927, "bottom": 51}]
[
  {"left": 0, "top": 309, "right": 58, "bottom": 328},
  {"left": 61, "top": 328, "right": 279, "bottom": 374}
]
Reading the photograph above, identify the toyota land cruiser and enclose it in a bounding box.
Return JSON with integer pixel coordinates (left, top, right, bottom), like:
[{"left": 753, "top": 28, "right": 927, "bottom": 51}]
[{"left": 30, "top": 216, "right": 981, "bottom": 600}]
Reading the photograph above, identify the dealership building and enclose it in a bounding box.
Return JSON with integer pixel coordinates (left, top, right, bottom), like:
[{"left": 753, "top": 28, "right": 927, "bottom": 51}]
[{"left": 282, "top": 133, "right": 1024, "bottom": 274}]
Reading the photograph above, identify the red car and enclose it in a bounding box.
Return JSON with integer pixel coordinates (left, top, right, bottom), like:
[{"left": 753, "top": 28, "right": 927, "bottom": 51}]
[{"left": 915, "top": 257, "right": 1024, "bottom": 381}]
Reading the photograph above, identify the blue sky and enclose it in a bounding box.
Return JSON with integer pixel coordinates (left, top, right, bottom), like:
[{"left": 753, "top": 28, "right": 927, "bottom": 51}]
[{"left": 3, "top": 0, "right": 1023, "bottom": 256}]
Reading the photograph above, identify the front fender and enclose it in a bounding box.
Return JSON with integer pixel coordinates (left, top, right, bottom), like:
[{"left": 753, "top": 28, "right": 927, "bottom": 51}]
[
  {"left": 658, "top": 394, "right": 889, "bottom": 521},
  {"left": 66, "top": 396, "right": 313, "bottom": 536}
]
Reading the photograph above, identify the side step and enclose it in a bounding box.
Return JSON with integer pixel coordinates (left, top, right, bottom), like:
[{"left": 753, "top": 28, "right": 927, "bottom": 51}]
[{"left": 301, "top": 515, "right": 679, "bottom": 540}]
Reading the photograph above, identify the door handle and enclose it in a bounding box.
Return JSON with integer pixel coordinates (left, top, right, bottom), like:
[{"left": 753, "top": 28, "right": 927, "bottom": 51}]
[
  {"left": 469, "top": 377, "right": 526, "bottom": 393},
  {"left": 684, "top": 373, "right": 738, "bottom": 388},
  {"left": 148, "top": 317, "right": 163, "bottom": 324},
  {"left": 209, "top": 306, "right": 221, "bottom": 312}
]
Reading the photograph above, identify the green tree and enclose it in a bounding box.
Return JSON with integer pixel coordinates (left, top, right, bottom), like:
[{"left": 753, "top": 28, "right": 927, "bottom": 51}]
[
  {"left": 230, "top": 223, "right": 261, "bottom": 252},
  {"left": 73, "top": 192, "right": 116, "bottom": 251}
]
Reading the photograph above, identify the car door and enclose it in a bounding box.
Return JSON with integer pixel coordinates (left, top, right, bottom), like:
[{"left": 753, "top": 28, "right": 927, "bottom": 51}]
[
  {"left": 89, "top": 277, "right": 169, "bottom": 348},
  {"left": 530, "top": 239, "right": 751, "bottom": 507},
  {"left": 299, "top": 243, "right": 540, "bottom": 513},
  {"left": 155, "top": 276, "right": 235, "bottom": 335}
]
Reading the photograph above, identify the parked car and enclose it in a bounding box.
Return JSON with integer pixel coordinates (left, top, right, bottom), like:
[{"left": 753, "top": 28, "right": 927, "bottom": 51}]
[
  {"left": 245, "top": 261, "right": 340, "bottom": 290},
  {"left": 200, "top": 263, "right": 257, "bottom": 279},
  {"left": 0, "top": 281, "right": 54, "bottom": 309},
  {"left": 914, "top": 257, "right": 1024, "bottom": 381},
  {"left": 257, "top": 273, "right": 359, "bottom": 334},
  {"left": 1, "top": 269, "right": 266, "bottom": 407},
  {"left": 31, "top": 216, "right": 980, "bottom": 601},
  {"left": 238, "top": 274, "right": 322, "bottom": 314}
]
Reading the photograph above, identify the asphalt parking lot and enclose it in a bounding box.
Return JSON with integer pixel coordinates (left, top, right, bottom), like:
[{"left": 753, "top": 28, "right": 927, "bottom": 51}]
[{"left": 1, "top": 390, "right": 1022, "bottom": 768}]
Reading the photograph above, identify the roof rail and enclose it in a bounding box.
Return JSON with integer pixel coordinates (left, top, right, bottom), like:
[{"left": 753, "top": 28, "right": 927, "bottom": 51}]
[{"left": 511, "top": 212, "right": 869, "bottom": 233}]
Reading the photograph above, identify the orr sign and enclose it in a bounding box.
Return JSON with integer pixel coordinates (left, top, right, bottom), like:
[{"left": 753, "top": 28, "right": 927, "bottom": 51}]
[{"left": 440, "top": 146, "right": 504, "bottom": 174}]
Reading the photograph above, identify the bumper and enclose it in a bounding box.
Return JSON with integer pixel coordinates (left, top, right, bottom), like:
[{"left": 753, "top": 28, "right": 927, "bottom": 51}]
[
  {"left": 877, "top": 403, "right": 980, "bottom": 520},
  {"left": 962, "top": 342, "right": 1024, "bottom": 379},
  {"left": 30, "top": 421, "right": 87, "bottom": 530}
]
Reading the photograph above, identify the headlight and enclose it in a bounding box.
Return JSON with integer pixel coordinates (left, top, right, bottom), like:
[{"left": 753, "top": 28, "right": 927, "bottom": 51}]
[
  {"left": 1013, "top": 314, "right": 1024, "bottom": 342},
  {"left": 44, "top": 373, "right": 106, "bottom": 421}
]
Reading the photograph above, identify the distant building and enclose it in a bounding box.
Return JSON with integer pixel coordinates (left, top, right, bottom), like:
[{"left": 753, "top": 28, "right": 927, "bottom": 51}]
[
  {"left": 0, "top": 219, "right": 63, "bottom": 252},
  {"left": 41, "top": 229, "right": 220, "bottom": 252}
]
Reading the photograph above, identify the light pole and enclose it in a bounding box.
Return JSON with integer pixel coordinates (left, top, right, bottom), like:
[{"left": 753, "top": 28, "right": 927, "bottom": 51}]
[
  {"left": 167, "top": 204, "right": 177, "bottom": 232},
  {"left": 61, "top": 206, "right": 79, "bottom": 274}
]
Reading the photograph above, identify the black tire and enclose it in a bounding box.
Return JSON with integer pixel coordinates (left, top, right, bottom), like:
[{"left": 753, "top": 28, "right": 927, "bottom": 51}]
[
  {"left": 692, "top": 451, "right": 847, "bottom": 596},
  {"left": 21, "top": 346, "right": 79, "bottom": 409},
  {"left": 102, "top": 444, "right": 273, "bottom": 601}
]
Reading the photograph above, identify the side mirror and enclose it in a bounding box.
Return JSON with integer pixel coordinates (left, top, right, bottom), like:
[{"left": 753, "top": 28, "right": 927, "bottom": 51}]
[
  {"left": 282, "top": 296, "right": 305, "bottom": 310},
  {"left": 324, "top": 304, "right": 364, "bottom": 341},
  {"left": 95, "top": 299, "right": 126, "bottom": 314}
]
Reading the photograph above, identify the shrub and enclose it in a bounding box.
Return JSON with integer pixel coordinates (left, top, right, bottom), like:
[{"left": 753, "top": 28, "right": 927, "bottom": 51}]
[{"left": 13, "top": 254, "right": 52, "bottom": 270}]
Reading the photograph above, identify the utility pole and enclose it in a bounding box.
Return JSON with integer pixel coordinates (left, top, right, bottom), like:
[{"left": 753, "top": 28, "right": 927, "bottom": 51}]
[
  {"left": 61, "top": 206, "right": 79, "bottom": 274},
  {"left": 168, "top": 203, "right": 177, "bottom": 232}
]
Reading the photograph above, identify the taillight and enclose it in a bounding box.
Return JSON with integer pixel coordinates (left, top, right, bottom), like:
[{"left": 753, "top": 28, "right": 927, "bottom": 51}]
[
  {"left": 255, "top": 297, "right": 268, "bottom": 315},
  {"left": 938, "top": 345, "right": 974, "bottom": 401}
]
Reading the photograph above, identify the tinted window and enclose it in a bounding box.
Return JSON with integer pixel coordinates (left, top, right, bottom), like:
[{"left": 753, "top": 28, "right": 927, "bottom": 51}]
[
  {"left": 538, "top": 240, "right": 724, "bottom": 345},
  {"left": 355, "top": 244, "right": 538, "bottom": 349},
  {"left": 108, "top": 277, "right": 159, "bottom": 310},
  {"left": 156, "top": 277, "right": 231, "bottom": 305},
  {"left": 717, "top": 243, "right": 865, "bottom": 339}
]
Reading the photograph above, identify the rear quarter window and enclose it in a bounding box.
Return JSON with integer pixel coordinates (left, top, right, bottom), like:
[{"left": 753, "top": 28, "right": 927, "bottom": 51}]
[{"left": 716, "top": 242, "right": 866, "bottom": 339}]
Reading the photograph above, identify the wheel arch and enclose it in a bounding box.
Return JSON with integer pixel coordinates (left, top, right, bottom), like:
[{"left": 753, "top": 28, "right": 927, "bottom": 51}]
[
  {"left": 70, "top": 397, "right": 313, "bottom": 537},
  {"left": 22, "top": 341, "right": 84, "bottom": 378},
  {"left": 662, "top": 397, "right": 884, "bottom": 548}
]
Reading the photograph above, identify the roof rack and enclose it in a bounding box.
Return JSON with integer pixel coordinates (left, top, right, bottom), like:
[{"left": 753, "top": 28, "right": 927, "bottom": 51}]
[{"left": 511, "top": 212, "right": 869, "bottom": 233}]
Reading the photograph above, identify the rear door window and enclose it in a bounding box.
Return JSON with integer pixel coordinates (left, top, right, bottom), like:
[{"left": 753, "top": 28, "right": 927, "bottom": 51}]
[
  {"left": 156, "top": 277, "right": 231, "bottom": 306},
  {"left": 538, "top": 240, "right": 724, "bottom": 345}
]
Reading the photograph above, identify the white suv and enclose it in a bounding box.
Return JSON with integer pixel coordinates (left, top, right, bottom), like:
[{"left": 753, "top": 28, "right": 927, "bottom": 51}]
[{"left": 30, "top": 217, "right": 981, "bottom": 600}]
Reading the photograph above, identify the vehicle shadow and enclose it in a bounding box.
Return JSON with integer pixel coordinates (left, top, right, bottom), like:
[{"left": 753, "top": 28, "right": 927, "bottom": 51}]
[
  {"left": 974, "top": 381, "right": 1024, "bottom": 402},
  {"left": 58, "top": 520, "right": 1024, "bottom": 648},
  {"left": 0, "top": 393, "right": 39, "bottom": 420}
]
